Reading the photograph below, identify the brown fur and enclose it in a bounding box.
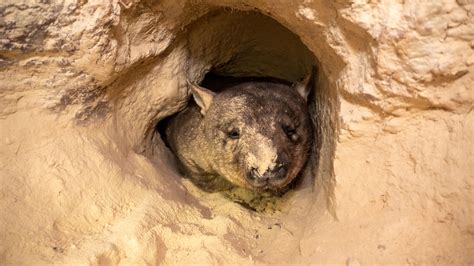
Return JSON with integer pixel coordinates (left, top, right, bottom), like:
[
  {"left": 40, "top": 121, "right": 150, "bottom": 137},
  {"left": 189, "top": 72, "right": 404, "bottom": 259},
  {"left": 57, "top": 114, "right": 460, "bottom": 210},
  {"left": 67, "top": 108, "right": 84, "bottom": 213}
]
[{"left": 166, "top": 77, "right": 313, "bottom": 192}]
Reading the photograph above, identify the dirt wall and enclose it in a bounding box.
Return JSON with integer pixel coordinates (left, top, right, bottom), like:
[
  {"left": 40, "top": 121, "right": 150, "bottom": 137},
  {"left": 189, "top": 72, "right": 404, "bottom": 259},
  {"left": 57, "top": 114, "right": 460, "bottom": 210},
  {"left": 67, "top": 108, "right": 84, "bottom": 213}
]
[{"left": 0, "top": 0, "right": 473, "bottom": 264}]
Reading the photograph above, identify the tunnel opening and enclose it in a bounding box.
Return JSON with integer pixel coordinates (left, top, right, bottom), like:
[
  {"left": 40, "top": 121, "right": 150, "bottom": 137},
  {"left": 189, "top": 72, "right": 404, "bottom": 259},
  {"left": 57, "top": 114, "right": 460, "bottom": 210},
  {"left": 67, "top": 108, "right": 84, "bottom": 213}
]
[{"left": 146, "top": 7, "right": 335, "bottom": 214}]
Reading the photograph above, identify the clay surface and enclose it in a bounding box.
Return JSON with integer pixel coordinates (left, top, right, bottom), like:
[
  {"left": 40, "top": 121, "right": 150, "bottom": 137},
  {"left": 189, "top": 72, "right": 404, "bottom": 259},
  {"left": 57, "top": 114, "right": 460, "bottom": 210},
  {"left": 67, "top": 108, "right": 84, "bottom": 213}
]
[{"left": 0, "top": 0, "right": 473, "bottom": 264}]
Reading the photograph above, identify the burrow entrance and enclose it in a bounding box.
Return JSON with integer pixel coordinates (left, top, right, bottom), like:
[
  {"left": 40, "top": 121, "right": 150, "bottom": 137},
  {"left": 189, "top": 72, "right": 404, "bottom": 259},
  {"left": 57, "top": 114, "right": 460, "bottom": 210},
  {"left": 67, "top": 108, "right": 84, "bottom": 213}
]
[{"left": 141, "top": 8, "right": 338, "bottom": 214}]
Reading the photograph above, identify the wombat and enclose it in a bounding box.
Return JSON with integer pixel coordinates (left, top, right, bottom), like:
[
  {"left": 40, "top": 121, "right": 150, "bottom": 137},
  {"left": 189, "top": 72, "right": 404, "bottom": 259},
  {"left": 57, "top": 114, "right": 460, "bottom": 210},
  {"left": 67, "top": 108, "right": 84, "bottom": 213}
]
[{"left": 165, "top": 72, "right": 313, "bottom": 193}]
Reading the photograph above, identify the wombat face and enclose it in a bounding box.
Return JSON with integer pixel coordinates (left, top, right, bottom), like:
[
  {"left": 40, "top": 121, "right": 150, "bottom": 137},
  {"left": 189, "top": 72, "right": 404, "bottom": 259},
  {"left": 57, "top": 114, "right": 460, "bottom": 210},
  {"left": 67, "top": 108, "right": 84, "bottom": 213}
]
[{"left": 191, "top": 79, "right": 313, "bottom": 192}]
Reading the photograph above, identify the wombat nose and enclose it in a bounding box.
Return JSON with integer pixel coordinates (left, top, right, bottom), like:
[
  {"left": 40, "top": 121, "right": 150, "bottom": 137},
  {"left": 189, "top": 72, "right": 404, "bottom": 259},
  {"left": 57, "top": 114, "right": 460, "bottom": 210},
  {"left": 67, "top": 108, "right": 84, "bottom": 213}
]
[
  {"left": 267, "top": 164, "right": 288, "bottom": 180},
  {"left": 247, "top": 165, "right": 288, "bottom": 183}
]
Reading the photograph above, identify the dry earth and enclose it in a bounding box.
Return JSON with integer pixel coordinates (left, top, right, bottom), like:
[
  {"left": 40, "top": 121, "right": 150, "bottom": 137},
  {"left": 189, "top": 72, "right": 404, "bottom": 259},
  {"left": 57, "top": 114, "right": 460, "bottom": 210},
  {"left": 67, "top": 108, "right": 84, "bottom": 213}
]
[{"left": 0, "top": 0, "right": 473, "bottom": 265}]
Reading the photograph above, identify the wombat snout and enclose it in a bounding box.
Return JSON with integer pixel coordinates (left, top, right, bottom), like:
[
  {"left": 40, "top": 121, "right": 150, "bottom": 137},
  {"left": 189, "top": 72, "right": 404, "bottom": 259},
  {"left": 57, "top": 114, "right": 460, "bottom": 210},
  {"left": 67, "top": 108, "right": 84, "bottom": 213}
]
[
  {"left": 247, "top": 154, "right": 290, "bottom": 188},
  {"left": 248, "top": 165, "right": 288, "bottom": 180}
]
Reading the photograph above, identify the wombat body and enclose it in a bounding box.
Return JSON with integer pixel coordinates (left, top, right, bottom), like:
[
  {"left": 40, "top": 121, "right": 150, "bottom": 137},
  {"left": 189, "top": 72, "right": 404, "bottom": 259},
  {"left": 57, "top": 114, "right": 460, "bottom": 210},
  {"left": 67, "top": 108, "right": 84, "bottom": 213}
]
[{"left": 166, "top": 74, "right": 313, "bottom": 192}]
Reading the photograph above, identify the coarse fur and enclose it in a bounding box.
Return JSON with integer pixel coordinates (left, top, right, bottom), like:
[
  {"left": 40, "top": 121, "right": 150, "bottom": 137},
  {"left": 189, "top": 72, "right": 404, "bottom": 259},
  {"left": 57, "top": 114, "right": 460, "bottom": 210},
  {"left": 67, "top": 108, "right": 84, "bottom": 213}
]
[{"left": 166, "top": 74, "right": 313, "bottom": 193}]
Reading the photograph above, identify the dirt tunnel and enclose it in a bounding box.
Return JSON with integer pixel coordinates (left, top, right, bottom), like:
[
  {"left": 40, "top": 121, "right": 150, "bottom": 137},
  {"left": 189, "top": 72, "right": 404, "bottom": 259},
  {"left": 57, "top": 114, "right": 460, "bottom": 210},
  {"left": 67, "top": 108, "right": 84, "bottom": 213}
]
[{"left": 143, "top": 8, "right": 338, "bottom": 213}]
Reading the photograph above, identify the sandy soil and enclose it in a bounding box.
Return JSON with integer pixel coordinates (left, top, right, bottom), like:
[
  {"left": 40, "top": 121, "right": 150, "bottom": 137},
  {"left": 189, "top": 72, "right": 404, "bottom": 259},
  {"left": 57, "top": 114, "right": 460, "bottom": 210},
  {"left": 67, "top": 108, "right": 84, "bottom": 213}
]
[{"left": 0, "top": 0, "right": 473, "bottom": 264}]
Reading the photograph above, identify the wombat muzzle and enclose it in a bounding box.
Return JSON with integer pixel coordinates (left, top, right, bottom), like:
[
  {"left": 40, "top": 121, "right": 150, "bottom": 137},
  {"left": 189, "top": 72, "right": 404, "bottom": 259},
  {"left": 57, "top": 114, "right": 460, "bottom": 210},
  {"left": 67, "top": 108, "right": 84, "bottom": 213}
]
[{"left": 246, "top": 154, "right": 290, "bottom": 189}]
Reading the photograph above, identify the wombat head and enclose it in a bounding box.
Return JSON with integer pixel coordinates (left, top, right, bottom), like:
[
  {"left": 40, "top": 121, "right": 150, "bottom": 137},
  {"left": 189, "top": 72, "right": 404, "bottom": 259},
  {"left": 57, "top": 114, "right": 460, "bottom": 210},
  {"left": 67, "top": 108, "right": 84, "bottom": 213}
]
[{"left": 190, "top": 74, "right": 313, "bottom": 192}]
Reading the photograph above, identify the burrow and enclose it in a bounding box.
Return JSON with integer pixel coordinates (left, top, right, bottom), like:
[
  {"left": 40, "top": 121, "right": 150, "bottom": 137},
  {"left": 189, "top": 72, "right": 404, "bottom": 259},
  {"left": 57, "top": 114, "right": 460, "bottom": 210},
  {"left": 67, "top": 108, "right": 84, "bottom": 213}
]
[{"left": 111, "top": 7, "right": 339, "bottom": 216}]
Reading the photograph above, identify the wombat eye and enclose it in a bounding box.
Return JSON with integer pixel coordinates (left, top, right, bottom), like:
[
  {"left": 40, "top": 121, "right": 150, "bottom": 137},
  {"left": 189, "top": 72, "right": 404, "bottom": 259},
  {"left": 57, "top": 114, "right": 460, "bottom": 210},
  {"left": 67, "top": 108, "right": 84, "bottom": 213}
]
[
  {"left": 228, "top": 129, "right": 240, "bottom": 139},
  {"left": 282, "top": 125, "right": 299, "bottom": 142}
]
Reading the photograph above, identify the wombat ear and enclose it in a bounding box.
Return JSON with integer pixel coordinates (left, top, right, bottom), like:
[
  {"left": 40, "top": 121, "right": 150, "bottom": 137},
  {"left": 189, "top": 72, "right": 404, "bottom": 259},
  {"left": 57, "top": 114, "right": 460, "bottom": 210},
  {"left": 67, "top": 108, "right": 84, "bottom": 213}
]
[
  {"left": 293, "top": 66, "right": 316, "bottom": 101},
  {"left": 188, "top": 81, "right": 216, "bottom": 116}
]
